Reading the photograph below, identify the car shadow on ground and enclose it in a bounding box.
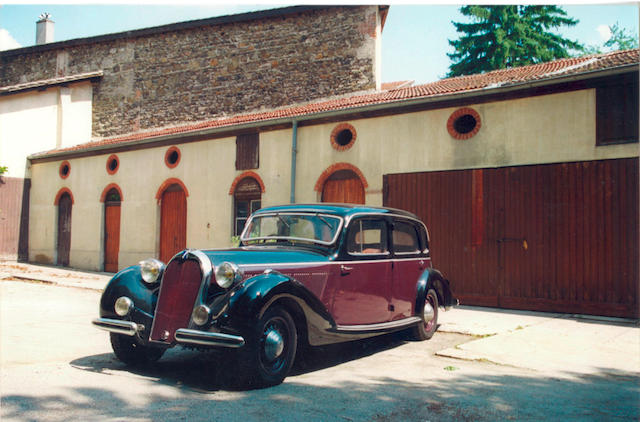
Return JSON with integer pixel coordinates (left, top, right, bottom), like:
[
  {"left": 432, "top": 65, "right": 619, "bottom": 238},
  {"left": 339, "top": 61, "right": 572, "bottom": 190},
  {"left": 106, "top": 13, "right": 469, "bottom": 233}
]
[
  {"left": 68, "top": 330, "right": 413, "bottom": 392},
  {"left": 4, "top": 365, "right": 638, "bottom": 421}
]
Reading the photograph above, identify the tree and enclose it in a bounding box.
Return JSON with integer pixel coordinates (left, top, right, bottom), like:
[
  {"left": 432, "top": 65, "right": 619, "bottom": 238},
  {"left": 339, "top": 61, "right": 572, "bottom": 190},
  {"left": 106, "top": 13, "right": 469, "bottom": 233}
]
[
  {"left": 447, "top": 6, "right": 583, "bottom": 77},
  {"left": 585, "top": 22, "right": 639, "bottom": 54}
]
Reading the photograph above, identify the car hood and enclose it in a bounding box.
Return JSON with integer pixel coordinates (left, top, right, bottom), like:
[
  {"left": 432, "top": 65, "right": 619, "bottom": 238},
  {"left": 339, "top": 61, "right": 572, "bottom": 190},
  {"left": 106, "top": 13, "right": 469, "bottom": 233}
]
[{"left": 201, "top": 246, "right": 331, "bottom": 269}]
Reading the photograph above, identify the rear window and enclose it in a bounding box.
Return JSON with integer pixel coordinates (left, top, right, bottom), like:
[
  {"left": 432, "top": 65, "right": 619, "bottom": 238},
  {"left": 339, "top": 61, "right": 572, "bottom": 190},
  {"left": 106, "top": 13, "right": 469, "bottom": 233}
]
[{"left": 393, "top": 221, "right": 420, "bottom": 254}]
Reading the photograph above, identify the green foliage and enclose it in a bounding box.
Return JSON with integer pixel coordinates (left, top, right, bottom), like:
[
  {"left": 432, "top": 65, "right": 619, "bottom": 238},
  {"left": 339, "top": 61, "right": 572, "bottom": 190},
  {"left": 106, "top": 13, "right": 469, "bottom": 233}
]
[
  {"left": 0, "top": 166, "right": 7, "bottom": 175},
  {"left": 585, "top": 23, "right": 639, "bottom": 54},
  {"left": 447, "top": 6, "right": 583, "bottom": 77}
]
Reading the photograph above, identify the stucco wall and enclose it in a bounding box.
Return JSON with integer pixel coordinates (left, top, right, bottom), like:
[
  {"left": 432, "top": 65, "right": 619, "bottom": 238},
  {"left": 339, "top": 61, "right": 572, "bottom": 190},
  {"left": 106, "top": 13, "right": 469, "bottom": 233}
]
[
  {"left": 28, "top": 88, "right": 639, "bottom": 271},
  {"left": 0, "top": 82, "right": 92, "bottom": 178},
  {"left": 2, "top": 6, "right": 380, "bottom": 139}
]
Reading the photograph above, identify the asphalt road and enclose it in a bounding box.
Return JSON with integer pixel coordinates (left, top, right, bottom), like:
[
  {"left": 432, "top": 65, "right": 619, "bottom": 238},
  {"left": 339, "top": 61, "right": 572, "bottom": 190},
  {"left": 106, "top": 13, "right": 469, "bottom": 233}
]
[{"left": 1, "top": 280, "right": 638, "bottom": 421}]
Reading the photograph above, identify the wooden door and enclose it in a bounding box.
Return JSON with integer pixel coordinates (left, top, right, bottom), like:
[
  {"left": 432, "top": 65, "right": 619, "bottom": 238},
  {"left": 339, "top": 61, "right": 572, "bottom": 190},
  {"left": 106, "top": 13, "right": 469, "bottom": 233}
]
[
  {"left": 57, "top": 193, "right": 72, "bottom": 266},
  {"left": 383, "top": 158, "right": 639, "bottom": 318},
  {"left": 160, "top": 185, "right": 187, "bottom": 263},
  {"left": 104, "top": 202, "right": 121, "bottom": 272},
  {"left": 322, "top": 171, "right": 365, "bottom": 204}
]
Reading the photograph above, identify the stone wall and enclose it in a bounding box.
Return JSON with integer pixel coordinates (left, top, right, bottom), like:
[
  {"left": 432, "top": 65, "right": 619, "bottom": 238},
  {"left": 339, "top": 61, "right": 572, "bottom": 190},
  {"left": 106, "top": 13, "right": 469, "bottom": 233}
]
[{"left": 0, "top": 6, "right": 380, "bottom": 138}]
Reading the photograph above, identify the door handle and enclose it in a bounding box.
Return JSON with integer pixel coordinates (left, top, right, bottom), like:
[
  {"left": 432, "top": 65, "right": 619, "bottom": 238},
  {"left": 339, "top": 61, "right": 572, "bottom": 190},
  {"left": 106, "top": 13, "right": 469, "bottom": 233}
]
[{"left": 340, "top": 265, "right": 353, "bottom": 275}]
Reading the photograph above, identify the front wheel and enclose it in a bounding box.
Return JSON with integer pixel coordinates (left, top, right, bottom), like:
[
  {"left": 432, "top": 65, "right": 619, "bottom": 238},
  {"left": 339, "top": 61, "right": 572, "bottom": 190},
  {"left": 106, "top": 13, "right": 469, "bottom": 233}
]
[
  {"left": 238, "top": 306, "right": 297, "bottom": 387},
  {"left": 410, "top": 288, "right": 439, "bottom": 341},
  {"left": 110, "top": 333, "right": 165, "bottom": 366}
]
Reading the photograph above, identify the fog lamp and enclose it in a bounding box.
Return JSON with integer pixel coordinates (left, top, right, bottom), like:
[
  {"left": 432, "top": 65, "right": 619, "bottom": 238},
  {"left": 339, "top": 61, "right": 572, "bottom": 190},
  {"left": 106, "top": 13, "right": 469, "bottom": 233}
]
[
  {"left": 115, "top": 296, "right": 134, "bottom": 317},
  {"left": 192, "top": 305, "right": 211, "bottom": 326}
]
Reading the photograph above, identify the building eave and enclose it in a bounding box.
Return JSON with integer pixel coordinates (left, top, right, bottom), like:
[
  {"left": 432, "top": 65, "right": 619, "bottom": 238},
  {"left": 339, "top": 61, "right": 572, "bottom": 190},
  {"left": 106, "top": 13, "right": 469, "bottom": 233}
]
[
  {"left": 28, "top": 64, "right": 638, "bottom": 164},
  {"left": 0, "top": 71, "right": 104, "bottom": 96}
]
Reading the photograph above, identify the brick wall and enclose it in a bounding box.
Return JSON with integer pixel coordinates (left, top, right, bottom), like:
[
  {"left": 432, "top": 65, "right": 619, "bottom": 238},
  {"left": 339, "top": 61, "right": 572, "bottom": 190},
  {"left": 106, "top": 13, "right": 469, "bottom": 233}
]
[{"left": 0, "top": 6, "right": 379, "bottom": 138}]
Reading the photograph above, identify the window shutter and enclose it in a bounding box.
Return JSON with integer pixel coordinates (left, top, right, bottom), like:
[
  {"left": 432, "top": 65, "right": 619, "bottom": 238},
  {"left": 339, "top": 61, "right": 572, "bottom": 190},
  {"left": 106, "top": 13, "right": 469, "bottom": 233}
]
[{"left": 236, "top": 133, "right": 259, "bottom": 170}]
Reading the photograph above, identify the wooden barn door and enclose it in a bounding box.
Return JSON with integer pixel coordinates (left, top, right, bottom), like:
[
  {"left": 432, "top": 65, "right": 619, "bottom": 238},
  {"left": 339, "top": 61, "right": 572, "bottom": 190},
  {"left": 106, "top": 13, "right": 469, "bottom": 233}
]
[
  {"left": 104, "top": 191, "right": 121, "bottom": 272},
  {"left": 160, "top": 184, "right": 187, "bottom": 263},
  {"left": 57, "top": 193, "right": 72, "bottom": 267},
  {"left": 384, "top": 158, "right": 639, "bottom": 318},
  {"left": 322, "top": 170, "right": 365, "bottom": 204}
]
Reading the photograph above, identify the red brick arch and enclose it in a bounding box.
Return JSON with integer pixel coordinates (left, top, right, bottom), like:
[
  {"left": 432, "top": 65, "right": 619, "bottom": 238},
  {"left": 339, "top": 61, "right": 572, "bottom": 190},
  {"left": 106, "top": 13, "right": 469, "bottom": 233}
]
[
  {"left": 314, "top": 162, "right": 369, "bottom": 192},
  {"left": 100, "top": 183, "right": 124, "bottom": 202},
  {"left": 228, "top": 171, "right": 266, "bottom": 195},
  {"left": 155, "top": 178, "right": 189, "bottom": 204},
  {"left": 54, "top": 187, "right": 74, "bottom": 205}
]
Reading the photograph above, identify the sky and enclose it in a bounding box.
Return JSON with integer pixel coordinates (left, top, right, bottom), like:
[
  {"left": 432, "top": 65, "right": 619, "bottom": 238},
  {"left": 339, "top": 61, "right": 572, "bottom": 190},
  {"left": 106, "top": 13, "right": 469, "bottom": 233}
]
[{"left": 0, "top": 2, "right": 638, "bottom": 84}]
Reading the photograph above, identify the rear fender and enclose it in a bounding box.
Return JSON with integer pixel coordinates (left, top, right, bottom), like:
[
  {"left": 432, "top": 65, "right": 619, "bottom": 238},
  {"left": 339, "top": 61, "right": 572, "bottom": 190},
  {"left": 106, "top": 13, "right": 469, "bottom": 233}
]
[{"left": 415, "top": 268, "right": 458, "bottom": 315}]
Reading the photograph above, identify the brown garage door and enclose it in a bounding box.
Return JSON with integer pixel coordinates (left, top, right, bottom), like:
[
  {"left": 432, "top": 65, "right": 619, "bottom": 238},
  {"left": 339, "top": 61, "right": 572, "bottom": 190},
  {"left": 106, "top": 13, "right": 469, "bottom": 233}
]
[{"left": 383, "top": 158, "right": 638, "bottom": 318}]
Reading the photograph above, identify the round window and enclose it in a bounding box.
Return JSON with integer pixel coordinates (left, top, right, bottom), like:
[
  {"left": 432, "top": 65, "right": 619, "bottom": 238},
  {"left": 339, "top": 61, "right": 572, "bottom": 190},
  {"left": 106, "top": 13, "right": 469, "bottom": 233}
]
[
  {"left": 59, "top": 161, "right": 71, "bottom": 179},
  {"left": 164, "top": 146, "right": 181, "bottom": 168},
  {"left": 330, "top": 123, "right": 357, "bottom": 151},
  {"left": 447, "top": 108, "right": 482, "bottom": 140},
  {"left": 106, "top": 154, "right": 119, "bottom": 175}
]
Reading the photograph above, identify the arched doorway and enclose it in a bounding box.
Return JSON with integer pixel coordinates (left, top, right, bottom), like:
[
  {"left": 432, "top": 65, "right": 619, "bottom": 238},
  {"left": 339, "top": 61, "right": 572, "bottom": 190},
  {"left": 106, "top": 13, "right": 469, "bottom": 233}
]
[
  {"left": 321, "top": 169, "right": 365, "bottom": 204},
  {"left": 103, "top": 187, "right": 122, "bottom": 272},
  {"left": 233, "top": 177, "right": 262, "bottom": 236},
  {"left": 159, "top": 183, "right": 187, "bottom": 263},
  {"left": 56, "top": 191, "right": 73, "bottom": 266}
]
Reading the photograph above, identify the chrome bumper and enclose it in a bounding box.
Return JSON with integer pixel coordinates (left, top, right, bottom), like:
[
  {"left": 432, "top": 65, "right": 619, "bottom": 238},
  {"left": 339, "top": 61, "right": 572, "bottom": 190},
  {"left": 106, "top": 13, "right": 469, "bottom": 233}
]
[
  {"left": 92, "top": 318, "right": 141, "bottom": 336},
  {"left": 93, "top": 318, "right": 245, "bottom": 348},
  {"left": 175, "top": 328, "right": 245, "bottom": 348}
]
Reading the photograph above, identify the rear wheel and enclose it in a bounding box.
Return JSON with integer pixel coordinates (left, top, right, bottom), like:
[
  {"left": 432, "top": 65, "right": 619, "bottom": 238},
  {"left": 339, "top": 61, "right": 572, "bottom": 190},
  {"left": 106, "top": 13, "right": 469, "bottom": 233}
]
[
  {"left": 238, "top": 306, "right": 297, "bottom": 387},
  {"left": 110, "top": 333, "right": 165, "bottom": 365},
  {"left": 410, "top": 288, "right": 439, "bottom": 341}
]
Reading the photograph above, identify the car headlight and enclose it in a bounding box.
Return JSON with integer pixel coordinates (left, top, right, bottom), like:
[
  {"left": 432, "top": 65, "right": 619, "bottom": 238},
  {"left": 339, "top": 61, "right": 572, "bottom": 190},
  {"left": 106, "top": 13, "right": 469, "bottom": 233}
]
[
  {"left": 214, "top": 262, "right": 243, "bottom": 289},
  {"left": 139, "top": 258, "right": 165, "bottom": 284}
]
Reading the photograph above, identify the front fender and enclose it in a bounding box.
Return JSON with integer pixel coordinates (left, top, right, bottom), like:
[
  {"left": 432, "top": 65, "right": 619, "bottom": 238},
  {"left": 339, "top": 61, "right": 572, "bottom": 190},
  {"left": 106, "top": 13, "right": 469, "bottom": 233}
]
[
  {"left": 415, "top": 268, "right": 458, "bottom": 315},
  {"left": 225, "top": 272, "right": 336, "bottom": 345},
  {"left": 99, "top": 265, "right": 158, "bottom": 341}
]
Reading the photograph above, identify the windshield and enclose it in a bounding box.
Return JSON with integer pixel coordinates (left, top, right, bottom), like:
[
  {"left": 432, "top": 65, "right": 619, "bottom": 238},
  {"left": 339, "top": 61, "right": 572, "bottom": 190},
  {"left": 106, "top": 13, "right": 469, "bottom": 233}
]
[{"left": 241, "top": 213, "right": 343, "bottom": 246}]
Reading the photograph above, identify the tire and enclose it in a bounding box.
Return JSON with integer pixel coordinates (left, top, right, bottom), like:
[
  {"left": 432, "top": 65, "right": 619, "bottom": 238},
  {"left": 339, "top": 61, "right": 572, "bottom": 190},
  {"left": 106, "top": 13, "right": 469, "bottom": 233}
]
[
  {"left": 238, "top": 306, "right": 297, "bottom": 388},
  {"left": 110, "top": 333, "right": 165, "bottom": 366},
  {"left": 410, "top": 288, "right": 439, "bottom": 341}
]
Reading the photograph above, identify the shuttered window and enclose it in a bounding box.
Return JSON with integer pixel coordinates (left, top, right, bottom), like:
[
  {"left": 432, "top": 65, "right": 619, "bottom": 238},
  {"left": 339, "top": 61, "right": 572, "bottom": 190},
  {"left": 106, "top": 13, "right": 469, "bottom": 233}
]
[
  {"left": 236, "top": 133, "right": 259, "bottom": 170},
  {"left": 596, "top": 76, "right": 638, "bottom": 145}
]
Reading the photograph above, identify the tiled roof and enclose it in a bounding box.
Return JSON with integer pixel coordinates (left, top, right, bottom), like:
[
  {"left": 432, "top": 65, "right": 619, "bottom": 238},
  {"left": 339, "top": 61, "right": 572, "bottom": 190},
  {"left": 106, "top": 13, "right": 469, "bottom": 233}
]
[
  {"left": 0, "top": 71, "right": 103, "bottom": 95},
  {"left": 381, "top": 80, "right": 414, "bottom": 90},
  {"left": 33, "top": 49, "right": 638, "bottom": 157}
]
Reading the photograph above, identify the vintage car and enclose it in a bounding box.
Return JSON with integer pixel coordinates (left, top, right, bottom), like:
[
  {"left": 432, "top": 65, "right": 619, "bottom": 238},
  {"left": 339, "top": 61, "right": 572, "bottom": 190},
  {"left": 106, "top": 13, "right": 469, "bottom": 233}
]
[{"left": 93, "top": 204, "right": 457, "bottom": 386}]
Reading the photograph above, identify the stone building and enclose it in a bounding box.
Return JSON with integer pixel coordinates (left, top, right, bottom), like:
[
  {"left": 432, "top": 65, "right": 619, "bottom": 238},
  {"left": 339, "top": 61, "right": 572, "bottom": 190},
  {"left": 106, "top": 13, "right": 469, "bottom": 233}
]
[{"left": 1, "top": 6, "right": 638, "bottom": 318}]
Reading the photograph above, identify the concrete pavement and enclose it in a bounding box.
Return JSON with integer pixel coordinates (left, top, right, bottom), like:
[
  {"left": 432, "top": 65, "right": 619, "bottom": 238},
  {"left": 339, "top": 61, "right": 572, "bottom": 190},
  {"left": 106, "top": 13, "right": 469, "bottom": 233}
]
[
  {"left": 2, "top": 260, "right": 639, "bottom": 377},
  {"left": 438, "top": 306, "right": 640, "bottom": 375}
]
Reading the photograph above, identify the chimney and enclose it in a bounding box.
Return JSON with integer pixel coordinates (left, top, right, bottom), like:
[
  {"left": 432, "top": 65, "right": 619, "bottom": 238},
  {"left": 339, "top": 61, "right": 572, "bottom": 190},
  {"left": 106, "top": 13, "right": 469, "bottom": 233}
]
[{"left": 36, "top": 13, "right": 54, "bottom": 45}]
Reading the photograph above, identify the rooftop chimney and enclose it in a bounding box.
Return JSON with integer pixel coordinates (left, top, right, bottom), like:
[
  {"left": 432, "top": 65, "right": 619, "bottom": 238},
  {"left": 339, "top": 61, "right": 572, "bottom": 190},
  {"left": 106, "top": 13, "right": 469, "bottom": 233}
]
[{"left": 36, "top": 13, "right": 54, "bottom": 45}]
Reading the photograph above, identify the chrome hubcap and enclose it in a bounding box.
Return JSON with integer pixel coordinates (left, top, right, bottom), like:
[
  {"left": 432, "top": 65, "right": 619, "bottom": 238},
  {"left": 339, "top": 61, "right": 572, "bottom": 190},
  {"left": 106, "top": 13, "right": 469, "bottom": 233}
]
[
  {"left": 264, "top": 327, "right": 284, "bottom": 361},
  {"left": 423, "top": 302, "right": 435, "bottom": 322}
]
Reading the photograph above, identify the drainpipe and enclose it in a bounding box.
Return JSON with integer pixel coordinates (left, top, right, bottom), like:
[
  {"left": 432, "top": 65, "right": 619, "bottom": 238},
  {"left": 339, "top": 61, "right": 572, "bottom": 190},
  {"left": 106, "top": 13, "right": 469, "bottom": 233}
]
[{"left": 290, "top": 120, "right": 298, "bottom": 204}]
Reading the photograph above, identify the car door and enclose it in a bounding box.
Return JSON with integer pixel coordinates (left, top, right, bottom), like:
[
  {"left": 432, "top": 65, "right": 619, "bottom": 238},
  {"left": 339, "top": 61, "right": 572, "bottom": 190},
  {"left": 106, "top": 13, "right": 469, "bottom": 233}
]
[
  {"left": 330, "top": 217, "right": 392, "bottom": 325},
  {"left": 390, "top": 219, "right": 428, "bottom": 320}
]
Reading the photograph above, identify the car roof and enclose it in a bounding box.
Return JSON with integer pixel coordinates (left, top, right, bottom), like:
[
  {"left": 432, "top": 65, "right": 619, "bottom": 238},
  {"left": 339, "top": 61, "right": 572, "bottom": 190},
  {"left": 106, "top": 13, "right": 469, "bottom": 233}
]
[{"left": 252, "top": 203, "right": 420, "bottom": 220}]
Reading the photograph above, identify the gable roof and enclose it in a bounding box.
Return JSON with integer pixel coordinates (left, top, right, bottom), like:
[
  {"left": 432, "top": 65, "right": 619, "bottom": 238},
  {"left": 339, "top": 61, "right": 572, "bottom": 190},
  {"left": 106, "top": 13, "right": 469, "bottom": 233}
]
[{"left": 31, "top": 49, "right": 639, "bottom": 159}]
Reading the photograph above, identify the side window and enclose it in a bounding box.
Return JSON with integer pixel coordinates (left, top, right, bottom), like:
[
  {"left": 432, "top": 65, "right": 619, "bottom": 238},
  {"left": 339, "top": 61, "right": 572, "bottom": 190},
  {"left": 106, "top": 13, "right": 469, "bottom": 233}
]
[
  {"left": 392, "top": 221, "right": 420, "bottom": 254},
  {"left": 347, "top": 219, "right": 388, "bottom": 255}
]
